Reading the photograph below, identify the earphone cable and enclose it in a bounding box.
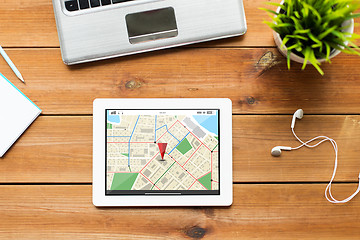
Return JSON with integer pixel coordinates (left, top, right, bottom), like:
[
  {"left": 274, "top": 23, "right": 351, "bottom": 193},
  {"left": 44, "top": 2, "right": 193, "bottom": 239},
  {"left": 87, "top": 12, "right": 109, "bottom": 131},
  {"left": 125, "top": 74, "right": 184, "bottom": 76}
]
[{"left": 291, "top": 128, "right": 360, "bottom": 204}]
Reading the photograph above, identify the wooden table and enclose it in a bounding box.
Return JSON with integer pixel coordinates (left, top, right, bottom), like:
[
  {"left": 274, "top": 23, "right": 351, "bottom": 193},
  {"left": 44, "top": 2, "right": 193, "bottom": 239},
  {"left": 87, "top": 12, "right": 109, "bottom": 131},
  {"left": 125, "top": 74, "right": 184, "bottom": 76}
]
[{"left": 1, "top": 1, "right": 360, "bottom": 239}]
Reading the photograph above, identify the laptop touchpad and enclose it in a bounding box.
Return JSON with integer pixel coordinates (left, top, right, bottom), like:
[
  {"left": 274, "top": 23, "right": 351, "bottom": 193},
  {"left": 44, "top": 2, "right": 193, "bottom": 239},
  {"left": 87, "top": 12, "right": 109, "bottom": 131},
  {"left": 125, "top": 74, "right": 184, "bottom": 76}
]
[{"left": 126, "top": 7, "right": 178, "bottom": 44}]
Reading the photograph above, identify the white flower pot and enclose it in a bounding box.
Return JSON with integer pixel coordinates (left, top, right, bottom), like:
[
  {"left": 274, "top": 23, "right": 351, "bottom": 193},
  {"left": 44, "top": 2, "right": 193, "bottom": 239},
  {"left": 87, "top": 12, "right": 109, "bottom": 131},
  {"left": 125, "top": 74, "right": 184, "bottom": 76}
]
[{"left": 273, "top": 2, "right": 354, "bottom": 64}]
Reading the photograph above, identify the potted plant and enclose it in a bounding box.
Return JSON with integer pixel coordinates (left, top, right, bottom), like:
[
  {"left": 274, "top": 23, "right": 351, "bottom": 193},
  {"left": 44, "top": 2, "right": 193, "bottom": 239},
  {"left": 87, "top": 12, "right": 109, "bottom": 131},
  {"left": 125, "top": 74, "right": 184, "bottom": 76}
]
[{"left": 261, "top": 0, "right": 360, "bottom": 75}]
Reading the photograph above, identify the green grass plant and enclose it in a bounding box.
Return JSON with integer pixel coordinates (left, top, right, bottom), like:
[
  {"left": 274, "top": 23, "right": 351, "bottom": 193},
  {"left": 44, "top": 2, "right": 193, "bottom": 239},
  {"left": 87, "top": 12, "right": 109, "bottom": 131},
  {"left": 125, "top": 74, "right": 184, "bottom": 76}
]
[{"left": 261, "top": 0, "right": 360, "bottom": 75}]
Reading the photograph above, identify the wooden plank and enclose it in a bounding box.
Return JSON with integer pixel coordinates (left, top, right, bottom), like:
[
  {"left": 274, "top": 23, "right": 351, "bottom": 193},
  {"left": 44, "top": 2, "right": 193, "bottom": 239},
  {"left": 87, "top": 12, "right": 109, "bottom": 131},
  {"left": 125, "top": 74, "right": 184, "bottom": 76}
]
[
  {"left": 235, "top": 115, "right": 360, "bottom": 182},
  {"left": 0, "top": 116, "right": 92, "bottom": 183},
  {"left": 0, "top": 184, "right": 359, "bottom": 239},
  {"left": 2, "top": 48, "right": 360, "bottom": 114},
  {"left": 1, "top": 0, "right": 358, "bottom": 47},
  {"left": 2, "top": 115, "right": 360, "bottom": 183},
  {"left": 0, "top": 0, "right": 59, "bottom": 47}
]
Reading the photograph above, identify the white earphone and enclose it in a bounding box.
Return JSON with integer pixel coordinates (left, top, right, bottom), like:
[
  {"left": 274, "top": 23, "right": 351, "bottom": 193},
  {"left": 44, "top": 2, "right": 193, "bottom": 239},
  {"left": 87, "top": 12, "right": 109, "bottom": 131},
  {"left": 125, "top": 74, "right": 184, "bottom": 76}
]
[{"left": 271, "top": 109, "right": 360, "bottom": 204}]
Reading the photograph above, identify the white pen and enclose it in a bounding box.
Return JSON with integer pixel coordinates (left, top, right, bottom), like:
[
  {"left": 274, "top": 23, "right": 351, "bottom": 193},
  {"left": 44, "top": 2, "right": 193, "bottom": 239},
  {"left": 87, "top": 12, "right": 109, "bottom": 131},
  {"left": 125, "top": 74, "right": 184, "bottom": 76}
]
[{"left": 0, "top": 45, "right": 25, "bottom": 83}]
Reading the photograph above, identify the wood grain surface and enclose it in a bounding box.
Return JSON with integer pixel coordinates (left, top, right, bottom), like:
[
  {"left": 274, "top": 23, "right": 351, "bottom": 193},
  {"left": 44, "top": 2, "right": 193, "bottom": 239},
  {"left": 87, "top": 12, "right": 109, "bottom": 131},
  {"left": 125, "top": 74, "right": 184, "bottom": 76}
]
[
  {"left": 2, "top": 115, "right": 360, "bottom": 183},
  {"left": 1, "top": 0, "right": 360, "bottom": 238},
  {"left": 0, "top": 184, "right": 359, "bottom": 239},
  {"left": 1, "top": 48, "right": 360, "bottom": 114}
]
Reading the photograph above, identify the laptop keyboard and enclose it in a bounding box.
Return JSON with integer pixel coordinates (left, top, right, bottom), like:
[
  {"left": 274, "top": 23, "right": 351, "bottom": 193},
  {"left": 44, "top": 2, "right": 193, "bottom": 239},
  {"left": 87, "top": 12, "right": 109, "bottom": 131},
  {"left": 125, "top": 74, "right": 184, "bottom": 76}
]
[{"left": 65, "top": 0, "right": 135, "bottom": 11}]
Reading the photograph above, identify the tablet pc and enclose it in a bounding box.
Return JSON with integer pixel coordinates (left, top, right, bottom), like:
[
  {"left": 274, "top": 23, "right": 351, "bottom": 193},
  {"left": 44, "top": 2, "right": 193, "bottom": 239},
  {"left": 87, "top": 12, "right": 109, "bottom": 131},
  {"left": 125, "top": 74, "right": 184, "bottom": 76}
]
[{"left": 93, "top": 98, "right": 232, "bottom": 206}]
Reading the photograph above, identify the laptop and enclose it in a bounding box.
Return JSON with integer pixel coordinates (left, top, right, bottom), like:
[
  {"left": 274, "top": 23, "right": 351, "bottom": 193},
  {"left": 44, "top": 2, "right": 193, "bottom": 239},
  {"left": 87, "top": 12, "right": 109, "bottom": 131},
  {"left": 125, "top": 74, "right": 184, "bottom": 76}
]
[{"left": 52, "top": 0, "right": 247, "bottom": 65}]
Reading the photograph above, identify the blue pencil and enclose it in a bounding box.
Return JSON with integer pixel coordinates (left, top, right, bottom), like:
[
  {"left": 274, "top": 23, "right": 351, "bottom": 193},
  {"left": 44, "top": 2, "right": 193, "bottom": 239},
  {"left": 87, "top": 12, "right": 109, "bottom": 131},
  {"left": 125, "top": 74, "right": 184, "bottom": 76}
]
[{"left": 0, "top": 45, "right": 25, "bottom": 83}]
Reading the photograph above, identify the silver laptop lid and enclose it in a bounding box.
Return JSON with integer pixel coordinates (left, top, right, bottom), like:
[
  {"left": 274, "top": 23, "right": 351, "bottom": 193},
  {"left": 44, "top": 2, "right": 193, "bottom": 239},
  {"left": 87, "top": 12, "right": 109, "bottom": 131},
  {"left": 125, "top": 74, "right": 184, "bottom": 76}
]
[{"left": 52, "top": 0, "right": 247, "bottom": 64}]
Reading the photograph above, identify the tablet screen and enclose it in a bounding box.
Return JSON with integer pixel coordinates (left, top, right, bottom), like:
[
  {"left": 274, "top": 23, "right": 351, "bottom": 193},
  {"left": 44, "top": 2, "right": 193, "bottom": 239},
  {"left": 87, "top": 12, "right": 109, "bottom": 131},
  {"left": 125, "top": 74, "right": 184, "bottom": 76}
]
[{"left": 105, "top": 109, "right": 220, "bottom": 195}]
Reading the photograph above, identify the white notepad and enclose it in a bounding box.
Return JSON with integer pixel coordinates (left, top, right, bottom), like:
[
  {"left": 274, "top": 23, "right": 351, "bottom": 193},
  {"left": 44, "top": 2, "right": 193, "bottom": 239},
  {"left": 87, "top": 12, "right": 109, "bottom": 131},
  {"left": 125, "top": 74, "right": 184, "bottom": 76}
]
[{"left": 0, "top": 73, "right": 41, "bottom": 157}]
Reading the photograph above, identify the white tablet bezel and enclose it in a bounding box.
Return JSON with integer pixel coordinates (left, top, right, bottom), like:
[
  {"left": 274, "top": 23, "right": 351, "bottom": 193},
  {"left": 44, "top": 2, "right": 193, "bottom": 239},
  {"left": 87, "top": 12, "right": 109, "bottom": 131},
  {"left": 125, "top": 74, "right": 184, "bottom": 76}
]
[{"left": 93, "top": 98, "right": 232, "bottom": 206}]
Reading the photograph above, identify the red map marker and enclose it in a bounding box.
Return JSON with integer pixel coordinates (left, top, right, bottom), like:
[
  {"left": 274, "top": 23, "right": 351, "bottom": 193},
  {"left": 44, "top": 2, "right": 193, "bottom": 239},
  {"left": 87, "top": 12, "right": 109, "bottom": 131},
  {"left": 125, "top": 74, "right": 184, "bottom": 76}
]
[{"left": 157, "top": 143, "right": 168, "bottom": 160}]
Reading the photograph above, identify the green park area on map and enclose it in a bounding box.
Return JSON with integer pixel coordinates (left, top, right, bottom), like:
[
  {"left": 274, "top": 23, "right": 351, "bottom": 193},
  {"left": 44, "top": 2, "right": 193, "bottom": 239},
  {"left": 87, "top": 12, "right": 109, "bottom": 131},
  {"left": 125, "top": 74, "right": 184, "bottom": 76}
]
[
  {"left": 198, "top": 172, "right": 212, "bottom": 190},
  {"left": 176, "top": 138, "right": 193, "bottom": 155},
  {"left": 111, "top": 173, "right": 139, "bottom": 190}
]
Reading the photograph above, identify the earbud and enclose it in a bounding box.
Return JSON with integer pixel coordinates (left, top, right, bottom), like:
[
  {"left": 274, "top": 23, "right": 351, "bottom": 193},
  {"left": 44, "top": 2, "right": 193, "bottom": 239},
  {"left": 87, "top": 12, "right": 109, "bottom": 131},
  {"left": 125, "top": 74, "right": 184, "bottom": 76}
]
[
  {"left": 291, "top": 109, "right": 304, "bottom": 129},
  {"left": 271, "top": 146, "right": 292, "bottom": 157},
  {"left": 271, "top": 108, "right": 360, "bottom": 204}
]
